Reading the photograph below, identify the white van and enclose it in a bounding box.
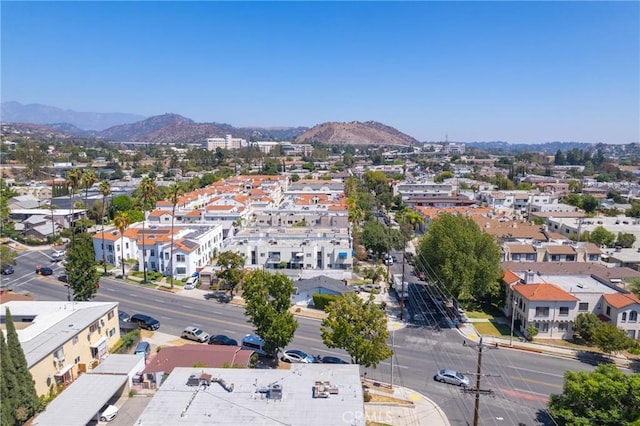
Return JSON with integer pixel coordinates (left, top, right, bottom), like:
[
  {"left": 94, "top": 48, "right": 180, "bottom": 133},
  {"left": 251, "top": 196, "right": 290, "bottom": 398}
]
[{"left": 241, "top": 334, "right": 270, "bottom": 357}]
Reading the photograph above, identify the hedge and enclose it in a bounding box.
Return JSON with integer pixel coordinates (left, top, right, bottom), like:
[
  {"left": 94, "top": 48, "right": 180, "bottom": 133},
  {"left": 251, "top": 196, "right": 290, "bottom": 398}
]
[{"left": 312, "top": 293, "right": 340, "bottom": 311}]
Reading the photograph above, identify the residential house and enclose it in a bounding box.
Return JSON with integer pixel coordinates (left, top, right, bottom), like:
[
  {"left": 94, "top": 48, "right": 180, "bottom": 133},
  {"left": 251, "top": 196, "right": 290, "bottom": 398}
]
[{"left": 292, "top": 275, "right": 353, "bottom": 306}]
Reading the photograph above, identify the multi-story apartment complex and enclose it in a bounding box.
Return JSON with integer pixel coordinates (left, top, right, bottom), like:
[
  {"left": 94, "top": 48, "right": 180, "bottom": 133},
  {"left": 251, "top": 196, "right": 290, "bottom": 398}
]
[{"left": 0, "top": 301, "right": 121, "bottom": 396}]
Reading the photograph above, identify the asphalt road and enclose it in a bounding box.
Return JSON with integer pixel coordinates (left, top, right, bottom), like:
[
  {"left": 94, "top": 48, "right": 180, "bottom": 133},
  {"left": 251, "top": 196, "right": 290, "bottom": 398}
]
[{"left": 7, "top": 250, "right": 601, "bottom": 426}]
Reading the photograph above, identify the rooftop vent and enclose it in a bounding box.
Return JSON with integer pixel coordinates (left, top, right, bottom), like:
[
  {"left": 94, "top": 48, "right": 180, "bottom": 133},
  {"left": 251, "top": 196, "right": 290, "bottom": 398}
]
[{"left": 268, "top": 383, "right": 282, "bottom": 400}]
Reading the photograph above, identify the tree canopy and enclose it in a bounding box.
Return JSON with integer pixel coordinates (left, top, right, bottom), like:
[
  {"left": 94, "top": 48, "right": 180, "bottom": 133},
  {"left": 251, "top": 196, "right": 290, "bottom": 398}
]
[
  {"left": 242, "top": 270, "right": 297, "bottom": 356},
  {"left": 416, "top": 213, "right": 501, "bottom": 300},
  {"left": 590, "top": 226, "right": 616, "bottom": 247},
  {"left": 321, "top": 292, "right": 393, "bottom": 367},
  {"left": 65, "top": 232, "right": 100, "bottom": 301},
  {"left": 2, "top": 308, "right": 39, "bottom": 424},
  {"left": 549, "top": 364, "right": 640, "bottom": 426},
  {"left": 215, "top": 251, "right": 245, "bottom": 296}
]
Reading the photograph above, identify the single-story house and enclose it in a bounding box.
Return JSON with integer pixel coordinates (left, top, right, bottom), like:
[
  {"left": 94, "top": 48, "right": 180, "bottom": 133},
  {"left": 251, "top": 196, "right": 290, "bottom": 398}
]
[{"left": 293, "top": 275, "right": 353, "bottom": 306}]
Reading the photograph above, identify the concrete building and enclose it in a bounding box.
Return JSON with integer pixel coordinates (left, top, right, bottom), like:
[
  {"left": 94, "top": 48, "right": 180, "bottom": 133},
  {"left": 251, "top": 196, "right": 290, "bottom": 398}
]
[
  {"left": 545, "top": 216, "right": 640, "bottom": 248},
  {"left": 206, "top": 134, "right": 247, "bottom": 150},
  {"left": 0, "top": 301, "right": 121, "bottom": 396},
  {"left": 135, "top": 364, "right": 365, "bottom": 425}
]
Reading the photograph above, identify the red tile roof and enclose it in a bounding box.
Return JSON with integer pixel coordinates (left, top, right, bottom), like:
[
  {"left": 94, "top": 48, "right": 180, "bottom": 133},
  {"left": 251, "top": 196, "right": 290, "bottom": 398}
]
[
  {"left": 513, "top": 283, "right": 579, "bottom": 302},
  {"left": 502, "top": 270, "right": 522, "bottom": 285},
  {"left": 602, "top": 293, "right": 640, "bottom": 309}
]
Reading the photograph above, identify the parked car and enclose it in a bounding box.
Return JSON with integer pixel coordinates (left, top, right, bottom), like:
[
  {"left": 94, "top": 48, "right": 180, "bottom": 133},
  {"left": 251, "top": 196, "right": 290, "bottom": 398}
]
[
  {"left": 318, "top": 356, "right": 349, "bottom": 364},
  {"left": 1, "top": 264, "right": 14, "bottom": 275},
  {"left": 36, "top": 265, "right": 53, "bottom": 275},
  {"left": 204, "top": 291, "right": 232, "bottom": 303},
  {"left": 434, "top": 369, "right": 471, "bottom": 387},
  {"left": 281, "top": 349, "right": 316, "bottom": 364},
  {"left": 208, "top": 334, "right": 238, "bottom": 346},
  {"left": 57, "top": 274, "right": 68, "bottom": 283},
  {"left": 99, "top": 404, "right": 119, "bottom": 422},
  {"left": 181, "top": 326, "right": 210, "bottom": 343},
  {"left": 130, "top": 313, "right": 160, "bottom": 330},
  {"left": 118, "top": 311, "right": 131, "bottom": 322},
  {"left": 184, "top": 276, "right": 199, "bottom": 290}
]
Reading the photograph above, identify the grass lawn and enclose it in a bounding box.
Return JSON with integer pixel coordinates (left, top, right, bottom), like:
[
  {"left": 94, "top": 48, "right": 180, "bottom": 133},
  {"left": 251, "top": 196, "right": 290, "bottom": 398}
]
[
  {"left": 465, "top": 302, "right": 506, "bottom": 320},
  {"left": 474, "top": 321, "right": 512, "bottom": 337},
  {"left": 542, "top": 339, "right": 603, "bottom": 353}
]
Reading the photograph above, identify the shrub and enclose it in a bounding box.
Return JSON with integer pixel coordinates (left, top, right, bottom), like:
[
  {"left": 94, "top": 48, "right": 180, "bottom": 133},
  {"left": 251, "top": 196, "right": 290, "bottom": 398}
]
[
  {"left": 525, "top": 325, "right": 539, "bottom": 342},
  {"left": 111, "top": 329, "right": 140, "bottom": 354},
  {"left": 312, "top": 293, "right": 340, "bottom": 311}
]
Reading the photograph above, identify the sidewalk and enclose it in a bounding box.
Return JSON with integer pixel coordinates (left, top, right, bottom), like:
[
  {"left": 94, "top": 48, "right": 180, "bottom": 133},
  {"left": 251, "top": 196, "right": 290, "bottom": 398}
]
[
  {"left": 456, "top": 319, "right": 632, "bottom": 368},
  {"left": 364, "top": 378, "right": 450, "bottom": 426}
]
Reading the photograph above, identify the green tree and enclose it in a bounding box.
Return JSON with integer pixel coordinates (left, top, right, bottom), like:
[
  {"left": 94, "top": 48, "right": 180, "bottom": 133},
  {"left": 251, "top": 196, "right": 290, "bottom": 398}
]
[
  {"left": 66, "top": 168, "right": 83, "bottom": 245},
  {"left": 554, "top": 149, "right": 566, "bottom": 165},
  {"left": 167, "top": 184, "right": 183, "bottom": 289},
  {"left": 616, "top": 232, "right": 636, "bottom": 249},
  {"left": 628, "top": 278, "right": 640, "bottom": 299},
  {"left": 216, "top": 251, "right": 245, "bottom": 296},
  {"left": 114, "top": 212, "right": 130, "bottom": 278},
  {"left": 138, "top": 176, "right": 158, "bottom": 283},
  {"left": 573, "top": 312, "right": 603, "bottom": 344},
  {"left": 0, "top": 180, "right": 17, "bottom": 237},
  {"left": 15, "top": 142, "right": 48, "bottom": 180},
  {"left": 359, "top": 220, "right": 389, "bottom": 257},
  {"left": 98, "top": 180, "right": 112, "bottom": 275},
  {"left": 321, "top": 292, "right": 393, "bottom": 367},
  {"left": 65, "top": 233, "right": 100, "bottom": 301},
  {"left": 81, "top": 169, "right": 98, "bottom": 207},
  {"left": 589, "top": 226, "right": 616, "bottom": 247},
  {"left": 242, "top": 270, "right": 297, "bottom": 356},
  {"left": 581, "top": 195, "right": 599, "bottom": 213},
  {"left": 568, "top": 180, "right": 583, "bottom": 193},
  {"left": 0, "top": 246, "right": 18, "bottom": 269},
  {"left": 593, "top": 324, "right": 631, "bottom": 355},
  {"left": 108, "top": 194, "right": 134, "bottom": 219},
  {"left": 549, "top": 364, "right": 640, "bottom": 425},
  {"left": 1, "top": 324, "right": 18, "bottom": 426},
  {"left": 434, "top": 171, "right": 454, "bottom": 183},
  {"left": 625, "top": 202, "right": 640, "bottom": 218},
  {"left": 416, "top": 213, "right": 501, "bottom": 300},
  {"left": 4, "top": 308, "right": 39, "bottom": 422}
]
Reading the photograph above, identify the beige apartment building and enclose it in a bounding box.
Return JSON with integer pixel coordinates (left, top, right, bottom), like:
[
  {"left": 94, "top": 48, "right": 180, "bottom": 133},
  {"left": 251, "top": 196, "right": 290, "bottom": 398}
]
[{"left": 0, "top": 300, "right": 121, "bottom": 396}]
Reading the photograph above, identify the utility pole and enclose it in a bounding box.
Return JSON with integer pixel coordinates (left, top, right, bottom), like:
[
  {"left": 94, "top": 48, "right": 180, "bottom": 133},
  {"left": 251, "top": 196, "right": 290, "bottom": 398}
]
[
  {"left": 400, "top": 242, "right": 405, "bottom": 321},
  {"left": 463, "top": 337, "right": 499, "bottom": 426}
]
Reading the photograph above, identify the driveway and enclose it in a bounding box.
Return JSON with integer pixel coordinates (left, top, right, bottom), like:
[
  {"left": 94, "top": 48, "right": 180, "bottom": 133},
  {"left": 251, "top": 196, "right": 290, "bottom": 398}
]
[{"left": 108, "top": 396, "right": 151, "bottom": 426}]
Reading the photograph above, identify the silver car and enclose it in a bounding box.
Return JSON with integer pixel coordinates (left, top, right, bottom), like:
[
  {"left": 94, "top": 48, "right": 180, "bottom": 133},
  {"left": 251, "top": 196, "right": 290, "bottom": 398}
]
[{"left": 434, "top": 369, "right": 471, "bottom": 387}]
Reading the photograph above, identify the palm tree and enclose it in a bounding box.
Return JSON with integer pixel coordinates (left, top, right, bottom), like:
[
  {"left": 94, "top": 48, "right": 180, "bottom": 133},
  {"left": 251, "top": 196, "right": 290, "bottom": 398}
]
[
  {"left": 138, "top": 176, "right": 157, "bottom": 283},
  {"left": 98, "top": 180, "right": 112, "bottom": 275},
  {"left": 81, "top": 169, "right": 98, "bottom": 207},
  {"left": 114, "top": 212, "right": 130, "bottom": 279},
  {"left": 66, "top": 168, "right": 83, "bottom": 245},
  {"left": 168, "top": 184, "right": 183, "bottom": 289}
]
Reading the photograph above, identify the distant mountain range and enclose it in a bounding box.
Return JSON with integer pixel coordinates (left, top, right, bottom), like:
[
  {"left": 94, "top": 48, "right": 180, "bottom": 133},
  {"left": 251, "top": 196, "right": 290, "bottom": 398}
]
[
  {"left": 1, "top": 101, "right": 146, "bottom": 131},
  {"left": 0, "top": 101, "right": 419, "bottom": 146}
]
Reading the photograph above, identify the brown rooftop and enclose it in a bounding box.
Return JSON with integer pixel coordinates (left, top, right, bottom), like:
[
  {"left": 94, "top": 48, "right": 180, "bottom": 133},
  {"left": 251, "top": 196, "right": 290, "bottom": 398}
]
[
  {"left": 506, "top": 244, "right": 536, "bottom": 254},
  {"left": 500, "top": 262, "right": 640, "bottom": 283},
  {"left": 544, "top": 245, "right": 576, "bottom": 255},
  {"left": 142, "top": 345, "right": 253, "bottom": 374}
]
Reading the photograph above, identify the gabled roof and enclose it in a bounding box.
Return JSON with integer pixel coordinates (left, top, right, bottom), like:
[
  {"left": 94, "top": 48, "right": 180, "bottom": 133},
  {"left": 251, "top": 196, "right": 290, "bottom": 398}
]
[
  {"left": 296, "top": 275, "right": 353, "bottom": 294},
  {"left": 602, "top": 293, "right": 640, "bottom": 309},
  {"left": 513, "top": 283, "right": 579, "bottom": 302},
  {"left": 506, "top": 244, "right": 536, "bottom": 254},
  {"left": 583, "top": 243, "right": 602, "bottom": 255}
]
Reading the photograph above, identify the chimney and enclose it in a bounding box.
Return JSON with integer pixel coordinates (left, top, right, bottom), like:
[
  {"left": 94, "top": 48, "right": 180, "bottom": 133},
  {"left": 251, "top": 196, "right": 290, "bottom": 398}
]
[{"left": 525, "top": 269, "right": 535, "bottom": 284}]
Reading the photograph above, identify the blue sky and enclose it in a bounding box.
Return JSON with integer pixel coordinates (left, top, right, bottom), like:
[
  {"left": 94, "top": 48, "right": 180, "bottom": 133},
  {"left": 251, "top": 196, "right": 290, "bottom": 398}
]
[{"left": 2, "top": 1, "right": 638, "bottom": 144}]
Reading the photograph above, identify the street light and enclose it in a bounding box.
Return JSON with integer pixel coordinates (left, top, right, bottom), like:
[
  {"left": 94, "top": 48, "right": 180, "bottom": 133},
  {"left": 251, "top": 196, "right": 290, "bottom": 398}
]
[{"left": 509, "top": 288, "right": 516, "bottom": 348}]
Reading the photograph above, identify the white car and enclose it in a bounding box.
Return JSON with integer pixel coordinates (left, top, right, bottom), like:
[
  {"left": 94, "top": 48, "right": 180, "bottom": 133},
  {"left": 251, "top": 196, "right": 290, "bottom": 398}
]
[
  {"left": 51, "top": 250, "right": 65, "bottom": 260},
  {"left": 99, "top": 404, "right": 118, "bottom": 422},
  {"left": 184, "top": 276, "right": 199, "bottom": 290},
  {"left": 281, "top": 349, "right": 316, "bottom": 364}
]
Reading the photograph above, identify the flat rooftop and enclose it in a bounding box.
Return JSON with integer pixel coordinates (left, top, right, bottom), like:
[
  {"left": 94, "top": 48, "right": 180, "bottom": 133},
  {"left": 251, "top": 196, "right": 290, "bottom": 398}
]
[
  {"left": 515, "top": 272, "right": 617, "bottom": 295},
  {"left": 135, "top": 364, "right": 365, "bottom": 425}
]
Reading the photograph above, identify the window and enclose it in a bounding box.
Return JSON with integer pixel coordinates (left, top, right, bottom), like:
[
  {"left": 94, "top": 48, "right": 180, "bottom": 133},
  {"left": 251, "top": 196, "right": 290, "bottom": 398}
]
[
  {"left": 559, "top": 307, "right": 569, "bottom": 316},
  {"left": 108, "top": 328, "right": 116, "bottom": 337},
  {"left": 535, "top": 307, "right": 549, "bottom": 317},
  {"left": 74, "top": 356, "right": 80, "bottom": 364},
  {"left": 126, "top": 242, "right": 129, "bottom": 249},
  {"left": 630, "top": 311, "right": 638, "bottom": 322},
  {"left": 558, "top": 322, "right": 567, "bottom": 331},
  {"left": 72, "top": 336, "right": 79, "bottom": 345},
  {"left": 512, "top": 254, "right": 521, "bottom": 261},
  {"left": 164, "top": 253, "right": 169, "bottom": 260},
  {"left": 176, "top": 267, "right": 186, "bottom": 274},
  {"left": 150, "top": 250, "right": 155, "bottom": 256},
  {"left": 540, "top": 323, "right": 549, "bottom": 332},
  {"left": 578, "top": 303, "right": 589, "bottom": 312},
  {"left": 107, "top": 310, "right": 114, "bottom": 320},
  {"left": 606, "top": 306, "right": 611, "bottom": 316},
  {"left": 551, "top": 255, "right": 560, "bottom": 261},
  {"left": 176, "top": 254, "right": 186, "bottom": 262},
  {"left": 622, "top": 312, "right": 627, "bottom": 322},
  {"left": 54, "top": 347, "right": 64, "bottom": 359},
  {"left": 108, "top": 245, "right": 113, "bottom": 253},
  {"left": 89, "top": 322, "right": 99, "bottom": 333}
]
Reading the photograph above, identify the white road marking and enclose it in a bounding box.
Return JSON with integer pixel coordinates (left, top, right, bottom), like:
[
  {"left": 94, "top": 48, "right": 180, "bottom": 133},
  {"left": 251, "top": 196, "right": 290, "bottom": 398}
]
[
  {"left": 514, "top": 388, "right": 550, "bottom": 397},
  {"left": 506, "top": 366, "right": 564, "bottom": 378},
  {"left": 379, "top": 361, "right": 409, "bottom": 369}
]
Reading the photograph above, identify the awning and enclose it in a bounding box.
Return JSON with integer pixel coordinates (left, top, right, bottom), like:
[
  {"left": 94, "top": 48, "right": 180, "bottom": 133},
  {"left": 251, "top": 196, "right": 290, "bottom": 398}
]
[
  {"left": 55, "top": 364, "right": 74, "bottom": 377},
  {"left": 296, "top": 252, "right": 304, "bottom": 257},
  {"left": 90, "top": 336, "right": 108, "bottom": 349},
  {"left": 338, "top": 252, "right": 347, "bottom": 258}
]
